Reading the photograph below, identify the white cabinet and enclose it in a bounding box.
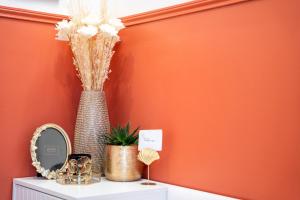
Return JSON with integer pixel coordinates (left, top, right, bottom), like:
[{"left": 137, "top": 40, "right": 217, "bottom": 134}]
[
  {"left": 14, "top": 184, "right": 61, "bottom": 200},
  {"left": 13, "top": 177, "right": 236, "bottom": 200},
  {"left": 13, "top": 177, "right": 167, "bottom": 200}
]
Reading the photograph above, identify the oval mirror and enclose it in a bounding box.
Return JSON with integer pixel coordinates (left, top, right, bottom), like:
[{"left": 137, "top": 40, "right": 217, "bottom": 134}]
[{"left": 30, "top": 123, "right": 72, "bottom": 179}]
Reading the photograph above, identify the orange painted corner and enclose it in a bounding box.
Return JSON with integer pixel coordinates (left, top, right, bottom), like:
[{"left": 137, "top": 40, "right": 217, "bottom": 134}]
[{"left": 1, "top": 0, "right": 300, "bottom": 199}]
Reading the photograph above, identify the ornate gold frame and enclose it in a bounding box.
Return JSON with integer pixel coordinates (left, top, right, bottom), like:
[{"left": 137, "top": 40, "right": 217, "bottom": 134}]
[{"left": 30, "top": 123, "right": 72, "bottom": 179}]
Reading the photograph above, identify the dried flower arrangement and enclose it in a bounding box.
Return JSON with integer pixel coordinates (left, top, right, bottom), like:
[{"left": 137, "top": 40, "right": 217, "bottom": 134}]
[{"left": 55, "top": 0, "right": 124, "bottom": 91}]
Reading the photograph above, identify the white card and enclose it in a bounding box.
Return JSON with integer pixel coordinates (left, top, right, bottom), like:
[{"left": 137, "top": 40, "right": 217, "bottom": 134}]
[{"left": 138, "top": 130, "right": 163, "bottom": 151}]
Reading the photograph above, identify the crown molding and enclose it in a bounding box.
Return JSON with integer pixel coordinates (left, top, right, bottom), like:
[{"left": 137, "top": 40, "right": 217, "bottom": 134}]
[
  {"left": 0, "top": 5, "right": 66, "bottom": 24},
  {"left": 122, "top": 0, "right": 251, "bottom": 26},
  {"left": 0, "top": 0, "right": 251, "bottom": 25}
]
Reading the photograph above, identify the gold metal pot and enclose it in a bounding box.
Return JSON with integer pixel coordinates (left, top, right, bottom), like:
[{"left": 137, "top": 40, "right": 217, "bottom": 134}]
[{"left": 104, "top": 145, "right": 144, "bottom": 181}]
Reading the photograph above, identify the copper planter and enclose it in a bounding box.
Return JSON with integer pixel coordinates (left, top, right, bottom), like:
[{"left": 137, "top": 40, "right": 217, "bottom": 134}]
[{"left": 104, "top": 145, "right": 144, "bottom": 181}]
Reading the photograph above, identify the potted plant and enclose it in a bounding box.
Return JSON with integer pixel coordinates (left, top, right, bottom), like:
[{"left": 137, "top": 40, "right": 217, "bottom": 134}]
[{"left": 104, "top": 123, "right": 144, "bottom": 181}]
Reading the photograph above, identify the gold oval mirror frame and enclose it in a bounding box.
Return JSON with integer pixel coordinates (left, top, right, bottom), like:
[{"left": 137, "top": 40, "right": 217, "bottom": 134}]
[{"left": 30, "top": 123, "right": 72, "bottom": 179}]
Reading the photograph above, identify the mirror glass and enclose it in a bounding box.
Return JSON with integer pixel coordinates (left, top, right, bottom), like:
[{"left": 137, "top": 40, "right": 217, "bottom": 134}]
[{"left": 35, "top": 127, "right": 68, "bottom": 171}]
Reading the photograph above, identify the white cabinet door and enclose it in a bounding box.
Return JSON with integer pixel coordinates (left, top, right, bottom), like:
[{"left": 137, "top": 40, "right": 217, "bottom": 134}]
[{"left": 13, "top": 184, "right": 62, "bottom": 200}]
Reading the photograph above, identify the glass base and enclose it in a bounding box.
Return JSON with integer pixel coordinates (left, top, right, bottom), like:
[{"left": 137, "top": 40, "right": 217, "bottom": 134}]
[{"left": 141, "top": 182, "right": 156, "bottom": 185}]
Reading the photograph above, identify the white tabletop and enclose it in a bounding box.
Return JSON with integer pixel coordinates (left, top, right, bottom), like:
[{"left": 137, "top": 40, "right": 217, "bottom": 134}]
[{"left": 14, "top": 177, "right": 167, "bottom": 200}]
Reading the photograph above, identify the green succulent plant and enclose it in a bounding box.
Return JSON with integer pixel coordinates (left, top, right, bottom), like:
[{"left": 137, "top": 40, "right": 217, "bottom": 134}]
[{"left": 105, "top": 123, "right": 139, "bottom": 146}]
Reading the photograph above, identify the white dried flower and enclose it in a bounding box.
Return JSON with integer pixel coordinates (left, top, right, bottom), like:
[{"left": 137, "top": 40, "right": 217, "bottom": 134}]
[
  {"left": 77, "top": 25, "right": 98, "bottom": 38},
  {"left": 56, "top": 20, "right": 73, "bottom": 31},
  {"left": 81, "top": 14, "right": 102, "bottom": 25},
  {"left": 99, "top": 24, "right": 117, "bottom": 37},
  {"left": 108, "top": 18, "right": 125, "bottom": 31},
  {"left": 55, "top": 20, "right": 73, "bottom": 41},
  {"left": 56, "top": 31, "right": 69, "bottom": 41}
]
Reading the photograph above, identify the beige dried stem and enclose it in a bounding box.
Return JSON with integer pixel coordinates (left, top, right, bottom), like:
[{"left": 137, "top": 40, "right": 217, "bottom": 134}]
[
  {"left": 60, "top": 0, "right": 121, "bottom": 91},
  {"left": 101, "top": 0, "right": 108, "bottom": 22}
]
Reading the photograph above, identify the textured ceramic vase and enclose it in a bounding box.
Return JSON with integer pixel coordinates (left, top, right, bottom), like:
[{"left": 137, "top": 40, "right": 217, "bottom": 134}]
[
  {"left": 104, "top": 145, "right": 144, "bottom": 181},
  {"left": 74, "top": 91, "right": 110, "bottom": 177}
]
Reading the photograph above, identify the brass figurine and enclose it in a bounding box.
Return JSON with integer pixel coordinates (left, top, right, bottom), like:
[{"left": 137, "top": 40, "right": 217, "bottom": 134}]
[{"left": 137, "top": 148, "right": 160, "bottom": 185}]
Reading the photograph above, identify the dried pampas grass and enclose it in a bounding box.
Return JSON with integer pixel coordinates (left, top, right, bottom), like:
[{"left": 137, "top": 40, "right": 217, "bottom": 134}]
[{"left": 56, "top": 0, "right": 124, "bottom": 91}]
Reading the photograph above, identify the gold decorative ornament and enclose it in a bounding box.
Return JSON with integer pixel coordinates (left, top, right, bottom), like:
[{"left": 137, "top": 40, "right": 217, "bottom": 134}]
[
  {"left": 137, "top": 148, "right": 160, "bottom": 185},
  {"left": 56, "top": 154, "right": 93, "bottom": 185},
  {"left": 138, "top": 148, "right": 160, "bottom": 165},
  {"left": 30, "top": 124, "right": 72, "bottom": 179}
]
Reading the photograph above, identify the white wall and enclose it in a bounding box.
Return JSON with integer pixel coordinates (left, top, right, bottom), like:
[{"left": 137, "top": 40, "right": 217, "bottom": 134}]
[
  {"left": 0, "top": 0, "right": 64, "bottom": 15},
  {"left": 112, "top": 0, "right": 192, "bottom": 17},
  {"left": 0, "top": 0, "right": 192, "bottom": 17}
]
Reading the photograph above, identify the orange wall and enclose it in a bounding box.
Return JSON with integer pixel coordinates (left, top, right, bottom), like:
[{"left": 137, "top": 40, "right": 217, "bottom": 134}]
[
  {"left": 0, "top": 18, "right": 81, "bottom": 199},
  {"left": 1, "top": 0, "right": 300, "bottom": 199},
  {"left": 106, "top": 0, "right": 300, "bottom": 199}
]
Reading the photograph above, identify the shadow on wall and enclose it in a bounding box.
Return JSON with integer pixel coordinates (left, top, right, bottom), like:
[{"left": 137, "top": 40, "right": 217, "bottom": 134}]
[{"left": 106, "top": 44, "right": 135, "bottom": 126}]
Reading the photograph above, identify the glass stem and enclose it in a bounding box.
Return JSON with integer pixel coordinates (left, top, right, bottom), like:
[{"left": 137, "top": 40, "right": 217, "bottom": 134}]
[{"left": 148, "top": 165, "right": 150, "bottom": 181}]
